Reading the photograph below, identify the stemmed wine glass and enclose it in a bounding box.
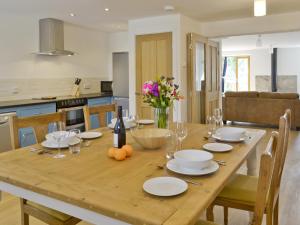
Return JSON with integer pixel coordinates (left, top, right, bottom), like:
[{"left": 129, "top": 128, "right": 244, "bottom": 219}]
[
  {"left": 175, "top": 122, "right": 188, "bottom": 150},
  {"left": 214, "top": 108, "right": 223, "bottom": 129},
  {"left": 52, "top": 122, "right": 68, "bottom": 159},
  {"left": 206, "top": 116, "right": 216, "bottom": 138}
]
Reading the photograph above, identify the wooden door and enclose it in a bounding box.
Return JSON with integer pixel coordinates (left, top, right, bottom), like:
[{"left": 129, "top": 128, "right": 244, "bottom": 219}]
[
  {"left": 187, "top": 33, "right": 220, "bottom": 123},
  {"left": 205, "top": 41, "right": 220, "bottom": 117},
  {"left": 136, "top": 32, "right": 172, "bottom": 119},
  {"left": 187, "top": 33, "right": 207, "bottom": 123}
]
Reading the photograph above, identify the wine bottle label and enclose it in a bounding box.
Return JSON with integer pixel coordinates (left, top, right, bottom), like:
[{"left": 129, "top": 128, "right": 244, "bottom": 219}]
[{"left": 113, "top": 133, "right": 118, "bottom": 148}]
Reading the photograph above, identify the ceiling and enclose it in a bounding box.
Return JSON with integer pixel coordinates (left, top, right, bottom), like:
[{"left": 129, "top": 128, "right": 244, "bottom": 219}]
[
  {"left": 1, "top": 0, "right": 300, "bottom": 31},
  {"left": 221, "top": 31, "right": 300, "bottom": 52}
]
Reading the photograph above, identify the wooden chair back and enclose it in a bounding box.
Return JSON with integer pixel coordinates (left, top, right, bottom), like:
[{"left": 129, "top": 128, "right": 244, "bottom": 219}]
[
  {"left": 268, "top": 109, "right": 291, "bottom": 211},
  {"left": 83, "top": 104, "right": 116, "bottom": 130},
  {"left": 252, "top": 131, "right": 278, "bottom": 225},
  {"left": 10, "top": 112, "right": 66, "bottom": 149}
]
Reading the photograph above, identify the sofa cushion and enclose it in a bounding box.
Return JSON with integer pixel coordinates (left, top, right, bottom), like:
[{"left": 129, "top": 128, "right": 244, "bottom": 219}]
[
  {"left": 225, "top": 91, "right": 259, "bottom": 98},
  {"left": 259, "top": 92, "right": 299, "bottom": 99}
]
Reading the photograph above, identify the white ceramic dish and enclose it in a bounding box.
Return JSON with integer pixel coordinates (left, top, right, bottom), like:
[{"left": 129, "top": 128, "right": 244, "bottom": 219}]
[
  {"left": 143, "top": 177, "right": 188, "bottom": 197},
  {"left": 167, "top": 159, "right": 219, "bottom": 176},
  {"left": 138, "top": 119, "right": 154, "bottom": 125},
  {"left": 78, "top": 132, "right": 102, "bottom": 139},
  {"left": 174, "top": 149, "right": 213, "bottom": 169},
  {"left": 203, "top": 143, "right": 233, "bottom": 152},
  {"left": 214, "top": 127, "right": 246, "bottom": 142},
  {"left": 212, "top": 134, "right": 245, "bottom": 143},
  {"left": 41, "top": 137, "right": 80, "bottom": 149}
]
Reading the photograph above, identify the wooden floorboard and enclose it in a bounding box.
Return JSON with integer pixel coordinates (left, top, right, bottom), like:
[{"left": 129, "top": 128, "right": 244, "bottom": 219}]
[{"left": 0, "top": 127, "right": 299, "bottom": 225}]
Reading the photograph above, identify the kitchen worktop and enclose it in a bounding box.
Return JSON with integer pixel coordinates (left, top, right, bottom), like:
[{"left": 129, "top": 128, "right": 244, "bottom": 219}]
[{"left": 0, "top": 93, "right": 113, "bottom": 109}]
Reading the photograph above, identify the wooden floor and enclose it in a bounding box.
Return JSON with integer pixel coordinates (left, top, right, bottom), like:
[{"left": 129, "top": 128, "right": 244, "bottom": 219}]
[{"left": 0, "top": 126, "right": 299, "bottom": 225}]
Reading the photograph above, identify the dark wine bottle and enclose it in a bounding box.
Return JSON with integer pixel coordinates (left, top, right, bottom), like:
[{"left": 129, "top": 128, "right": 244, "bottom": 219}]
[{"left": 113, "top": 106, "right": 126, "bottom": 148}]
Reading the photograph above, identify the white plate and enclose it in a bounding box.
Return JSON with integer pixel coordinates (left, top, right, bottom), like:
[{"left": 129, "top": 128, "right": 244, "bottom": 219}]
[
  {"left": 41, "top": 138, "right": 80, "bottom": 149},
  {"left": 78, "top": 132, "right": 102, "bottom": 139},
  {"left": 138, "top": 119, "right": 154, "bottom": 125},
  {"left": 108, "top": 123, "right": 136, "bottom": 130},
  {"left": 143, "top": 177, "right": 188, "bottom": 197},
  {"left": 203, "top": 143, "right": 233, "bottom": 152},
  {"left": 167, "top": 159, "right": 219, "bottom": 176},
  {"left": 212, "top": 134, "right": 245, "bottom": 143}
]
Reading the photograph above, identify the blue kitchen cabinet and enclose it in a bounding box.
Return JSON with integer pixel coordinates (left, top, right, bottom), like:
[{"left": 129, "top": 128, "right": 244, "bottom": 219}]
[
  {"left": 87, "top": 97, "right": 113, "bottom": 129},
  {"left": 0, "top": 103, "right": 56, "bottom": 148}
]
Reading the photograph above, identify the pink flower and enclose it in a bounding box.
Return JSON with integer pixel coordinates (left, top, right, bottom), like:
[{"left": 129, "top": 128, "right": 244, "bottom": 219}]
[{"left": 143, "top": 82, "right": 153, "bottom": 94}]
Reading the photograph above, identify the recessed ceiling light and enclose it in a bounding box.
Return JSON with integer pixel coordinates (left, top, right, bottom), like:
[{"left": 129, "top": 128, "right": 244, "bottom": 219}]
[
  {"left": 69, "top": 13, "right": 76, "bottom": 17},
  {"left": 104, "top": 8, "right": 110, "bottom": 12},
  {"left": 254, "top": 0, "right": 266, "bottom": 17},
  {"left": 164, "top": 5, "right": 175, "bottom": 12}
]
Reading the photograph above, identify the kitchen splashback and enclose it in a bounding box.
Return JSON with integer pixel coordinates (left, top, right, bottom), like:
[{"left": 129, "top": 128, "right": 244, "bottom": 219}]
[{"left": 0, "top": 77, "right": 107, "bottom": 101}]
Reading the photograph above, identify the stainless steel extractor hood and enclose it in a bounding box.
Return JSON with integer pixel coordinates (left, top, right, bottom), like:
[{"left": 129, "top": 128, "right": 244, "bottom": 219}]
[{"left": 36, "top": 18, "right": 74, "bottom": 56}]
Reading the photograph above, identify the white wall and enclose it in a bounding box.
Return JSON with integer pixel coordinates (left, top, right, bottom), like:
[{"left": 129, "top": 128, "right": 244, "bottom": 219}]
[
  {"left": 223, "top": 49, "right": 271, "bottom": 91},
  {"left": 277, "top": 47, "right": 300, "bottom": 92},
  {"left": 128, "top": 14, "right": 181, "bottom": 119},
  {"left": 0, "top": 13, "right": 110, "bottom": 100},
  {"left": 108, "top": 31, "right": 129, "bottom": 80}
]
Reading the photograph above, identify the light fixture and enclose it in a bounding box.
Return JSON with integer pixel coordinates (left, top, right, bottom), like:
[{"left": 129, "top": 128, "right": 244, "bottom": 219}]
[
  {"left": 104, "top": 8, "right": 110, "bottom": 12},
  {"left": 164, "top": 5, "right": 175, "bottom": 12},
  {"left": 254, "top": 0, "right": 266, "bottom": 17},
  {"left": 69, "top": 13, "right": 76, "bottom": 17},
  {"left": 256, "top": 34, "right": 263, "bottom": 47}
]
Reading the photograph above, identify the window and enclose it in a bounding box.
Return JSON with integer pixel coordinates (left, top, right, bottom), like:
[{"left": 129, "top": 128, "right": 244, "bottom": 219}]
[{"left": 224, "top": 56, "right": 250, "bottom": 92}]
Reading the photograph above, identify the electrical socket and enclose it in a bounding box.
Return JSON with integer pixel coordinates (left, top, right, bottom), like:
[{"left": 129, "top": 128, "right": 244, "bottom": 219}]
[{"left": 83, "top": 83, "right": 91, "bottom": 89}]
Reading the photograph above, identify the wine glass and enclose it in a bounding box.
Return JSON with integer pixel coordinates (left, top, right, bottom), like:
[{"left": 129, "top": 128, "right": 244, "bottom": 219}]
[
  {"left": 52, "top": 122, "right": 68, "bottom": 159},
  {"left": 164, "top": 130, "right": 177, "bottom": 159},
  {"left": 214, "top": 108, "right": 223, "bottom": 129},
  {"left": 206, "top": 116, "right": 216, "bottom": 138},
  {"left": 129, "top": 114, "right": 140, "bottom": 129},
  {"left": 69, "top": 129, "right": 81, "bottom": 154},
  {"left": 175, "top": 122, "right": 188, "bottom": 150}
]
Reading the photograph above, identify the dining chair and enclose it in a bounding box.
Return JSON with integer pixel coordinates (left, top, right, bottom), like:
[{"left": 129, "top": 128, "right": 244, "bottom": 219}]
[
  {"left": 10, "top": 112, "right": 66, "bottom": 149},
  {"left": 206, "top": 109, "right": 291, "bottom": 225},
  {"left": 83, "top": 103, "right": 116, "bottom": 130},
  {"left": 10, "top": 112, "right": 81, "bottom": 225}
]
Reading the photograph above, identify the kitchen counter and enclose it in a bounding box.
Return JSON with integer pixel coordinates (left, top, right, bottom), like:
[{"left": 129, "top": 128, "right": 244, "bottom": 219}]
[{"left": 0, "top": 93, "right": 112, "bottom": 109}]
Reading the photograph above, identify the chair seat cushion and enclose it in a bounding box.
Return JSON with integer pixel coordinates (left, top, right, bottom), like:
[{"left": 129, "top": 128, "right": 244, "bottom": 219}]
[
  {"left": 217, "top": 174, "right": 258, "bottom": 205},
  {"left": 27, "top": 201, "right": 72, "bottom": 221},
  {"left": 196, "top": 219, "right": 219, "bottom": 225}
]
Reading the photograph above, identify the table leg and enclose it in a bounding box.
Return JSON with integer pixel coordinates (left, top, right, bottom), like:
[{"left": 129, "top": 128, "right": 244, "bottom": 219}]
[
  {"left": 247, "top": 145, "right": 257, "bottom": 176},
  {"left": 247, "top": 145, "right": 258, "bottom": 224}
]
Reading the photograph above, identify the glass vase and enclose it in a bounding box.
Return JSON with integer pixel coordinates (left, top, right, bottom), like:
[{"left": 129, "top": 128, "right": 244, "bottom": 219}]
[{"left": 154, "top": 107, "right": 169, "bottom": 129}]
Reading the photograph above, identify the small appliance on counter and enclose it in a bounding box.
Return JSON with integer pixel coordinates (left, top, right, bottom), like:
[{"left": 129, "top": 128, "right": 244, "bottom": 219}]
[
  {"left": 101, "top": 81, "right": 113, "bottom": 95},
  {"left": 71, "top": 78, "right": 82, "bottom": 97}
]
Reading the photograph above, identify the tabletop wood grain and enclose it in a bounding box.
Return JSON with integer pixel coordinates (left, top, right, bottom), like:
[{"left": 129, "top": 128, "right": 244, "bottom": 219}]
[{"left": 0, "top": 124, "right": 265, "bottom": 225}]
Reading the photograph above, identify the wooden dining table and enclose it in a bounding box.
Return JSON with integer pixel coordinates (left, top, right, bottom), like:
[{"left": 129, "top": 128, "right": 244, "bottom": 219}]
[{"left": 0, "top": 123, "right": 265, "bottom": 225}]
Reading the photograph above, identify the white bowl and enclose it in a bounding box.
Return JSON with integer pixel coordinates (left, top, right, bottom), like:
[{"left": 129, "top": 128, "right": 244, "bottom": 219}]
[
  {"left": 45, "top": 131, "right": 76, "bottom": 146},
  {"left": 174, "top": 150, "right": 213, "bottom": 170},
  {"left": 131, "top": 128, "right": 169, "bottom": 149},
  {"left": 215, "top": 127, "right": 246, "bottom": 140}
]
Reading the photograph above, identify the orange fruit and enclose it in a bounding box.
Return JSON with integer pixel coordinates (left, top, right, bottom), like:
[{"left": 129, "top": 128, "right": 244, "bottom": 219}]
[
  {"left": 108, "top": 147, "right": 117, "bottom": 158},
  {"left": 122, "top": 145, "right": 133, "bottom": 157},
  {"left": 114, "top": 148, "right": 127, "bottom": 161}
]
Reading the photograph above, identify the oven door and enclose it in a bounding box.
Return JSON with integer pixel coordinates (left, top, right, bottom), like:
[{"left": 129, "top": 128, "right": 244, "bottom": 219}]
[{"left": 58, "top": 106, "right": 85, "bottom": 132}]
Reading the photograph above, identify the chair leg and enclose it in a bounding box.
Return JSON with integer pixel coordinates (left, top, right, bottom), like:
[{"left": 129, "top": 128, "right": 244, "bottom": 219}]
[
  {"left": 224, "top": 206, "right": 229, "bottom": 225},
  {"left": 266, "top": 210, "right": 273, "bottom": 225},
  {"left": 273, "top": 198, "right": 279, "bottom": 225},
  {"left": 206, "top": 205, "right": 215, "bottom": 221},
  {"left": 20, "top": 198, "right": 29, "bottom": 225}
]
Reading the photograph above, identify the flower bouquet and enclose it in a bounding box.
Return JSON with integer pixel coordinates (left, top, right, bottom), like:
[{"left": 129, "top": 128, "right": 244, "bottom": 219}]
[{"left": 142, "top": 76, "right": 182, "bottom": 128}]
